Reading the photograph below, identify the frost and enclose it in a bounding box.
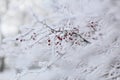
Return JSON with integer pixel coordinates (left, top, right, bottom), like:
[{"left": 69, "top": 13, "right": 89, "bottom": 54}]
[{"left": 0, "top": 0, "right": 120, "bottom": 80}]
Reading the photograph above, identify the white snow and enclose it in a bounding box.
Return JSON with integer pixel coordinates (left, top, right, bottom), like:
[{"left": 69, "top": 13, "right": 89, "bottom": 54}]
[{"left": 0, "top": 0, "right": 120, "bottom": 80}]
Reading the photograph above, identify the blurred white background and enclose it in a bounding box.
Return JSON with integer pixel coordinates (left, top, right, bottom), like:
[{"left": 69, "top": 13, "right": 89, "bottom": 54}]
[{"left": 0, "top": 0, "right": 53, "bottom": 43}]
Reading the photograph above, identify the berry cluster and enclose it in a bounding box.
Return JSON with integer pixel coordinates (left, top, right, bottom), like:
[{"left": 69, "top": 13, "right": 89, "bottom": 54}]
[{"left": 47, "top": 27, "right": 83, "bottom": 46}]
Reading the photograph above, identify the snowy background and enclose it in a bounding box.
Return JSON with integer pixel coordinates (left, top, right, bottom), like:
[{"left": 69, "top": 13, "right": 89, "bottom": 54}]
[{"left": 0, "top": 0, "right": 120, "bottom": 80}]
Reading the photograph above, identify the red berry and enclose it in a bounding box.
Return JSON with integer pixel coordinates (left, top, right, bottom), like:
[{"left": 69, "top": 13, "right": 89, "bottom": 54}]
[
  {"left": 16, "top": 38, "right": 19, "bottom": 40},
  {"left": 59, "top": 43, "right": 61, "bottom": 45},
  {"left": 91, "top": 22, "right": 94, "bottom": 24},
  {"left": 57, "top": 36, "right": 62, "bottom": 40},
  {"left": 33, "top": 38, "right": 35, "bottom": 40},
  {"left": 72, "top": 32, "right": 76, "bottom": 34},
  {"left": 56, "top": 42, "right": 59, "bottom": 45},
  {"left": 69, "top": 33, "right": 72, "bottom": 36},
  {"left": 91, "top": 25, "right": 94, "bottom": 27},
  {"left": 33, "top": 33, "right": 36, "bottom": 34},
  {"left": 64, "top": 33, "right": 67, "bottom": 37},
  {"left": 69, "top": 37, "right": 73, "bottom": 40},
  {"left": 48, "top": 39, "right": 51, "bottom": 42},
  {"left": 20, "top": 39, "right": 23, "bottom": 42},
  {"left": 75, "top": 42, "right": 77, "bottom": 44}
]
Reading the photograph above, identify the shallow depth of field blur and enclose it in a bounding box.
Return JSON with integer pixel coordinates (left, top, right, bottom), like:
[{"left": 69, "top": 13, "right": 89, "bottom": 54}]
[{"left": 0, "top": 0, "right": 120, "bottom": 80}]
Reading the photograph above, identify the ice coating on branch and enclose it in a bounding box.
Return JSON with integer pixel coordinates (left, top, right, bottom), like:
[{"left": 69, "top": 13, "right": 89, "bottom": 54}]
[{"left": 0, "top": 0, "right": 120, "bottom": 80}]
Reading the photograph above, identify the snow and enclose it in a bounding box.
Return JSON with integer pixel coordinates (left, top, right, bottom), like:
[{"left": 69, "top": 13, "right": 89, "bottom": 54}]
[{"left": 0, "top": 0, "right": 120, "bottom": 80}]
